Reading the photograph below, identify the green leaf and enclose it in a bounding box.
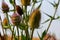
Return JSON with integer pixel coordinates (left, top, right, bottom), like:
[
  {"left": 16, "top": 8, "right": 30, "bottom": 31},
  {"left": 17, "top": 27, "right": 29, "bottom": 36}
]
[
  {"left": 41, "top": 19, "right": 50, "bottom": 24},
  {"left": 37, "top": 32, "right": 41, "bottom": 40},
  {"left": 9, "top": 0, "right": 14, "bottom": 5},
  {"left": 19, "top": 23, "right": 26, "bottom": 30},
  {"left": 42, "top": 30, "right": 47, "bottom": 38},
  {"left": 15, "top": 37, "right": 18, "bottom": 40},
  {"left": 37, "top": 0, "right": 43, "bottom": 9},
  {"left": 9, "top": 0, "right": 12, "bottom": 3},
  {"left": 47, "top": 0, "right": 55, "bottom": 7},
  {"left": 55, "top": 16, "right": 60, "bottom": 20},
  {"left": 21, "top": 31, "right": 26, "bottom": 40},
  {"left": 43, "top": 12, "right": 55, "bottom": 20},
  {"left": 33, "top": 0, "right": 37, "bottom": 3},
  {"left": 9, "top": 9, "right": 15, "bottom": 12},
  {"left": 43, "top": 12, "right": 53, "bottom": 18},
  {"left": 31, "top": 2, "right": 35, "bottom": 12}
]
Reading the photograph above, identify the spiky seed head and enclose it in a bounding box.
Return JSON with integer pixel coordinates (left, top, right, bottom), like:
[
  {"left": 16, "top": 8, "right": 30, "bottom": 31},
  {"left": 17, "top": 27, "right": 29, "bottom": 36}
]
[
  {"left": 11, "top": 13, "right": 21, "bottom": 26},
  {"left": 21, "top": 0, "right": 30, "bottom": 6},
  {"left": 2, "top": 1, "right": 9, "bottom": 13},
  {"left": 28, "top": 9, "right": 41, "bottom": 29}
]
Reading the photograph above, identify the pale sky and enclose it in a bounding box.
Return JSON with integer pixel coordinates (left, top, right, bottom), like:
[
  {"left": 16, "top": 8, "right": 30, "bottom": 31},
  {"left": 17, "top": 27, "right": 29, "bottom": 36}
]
[{"left": 0, "top": 0, "right": 60, "bottom": 39}]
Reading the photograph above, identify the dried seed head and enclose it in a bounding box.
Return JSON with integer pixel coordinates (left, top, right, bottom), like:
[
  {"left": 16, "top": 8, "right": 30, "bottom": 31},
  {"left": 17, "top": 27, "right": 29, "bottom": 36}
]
[
  {"left": 16, "top": 5, "right": 23, "bottom": 15},
  {"left": 3, "top": 18, "right": 8, "bottom": 26},
  {"left": 21, "top": 0, "right": 30, "bottom": 6},
  {"left": 28, "top": 9, "right": 41, "bottom": 29},
  {"left": 2, "top": 1, "right": 9, "bottom": 13},
  {"left": 11, "top": 13, "right": 21, "bottom": 26}
]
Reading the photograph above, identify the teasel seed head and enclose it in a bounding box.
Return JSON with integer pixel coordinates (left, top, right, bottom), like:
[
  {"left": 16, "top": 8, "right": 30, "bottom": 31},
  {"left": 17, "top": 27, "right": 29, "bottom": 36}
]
[
  {"left": 11, "top": 13, "right": 21, "bottom": 26},
  {"left": 3, "top": 18, "right": 8, "bottom": 26},
  {"left": 21, "top": 0, "right": 30, "bottom": 6},
  {"left": 16, "top": 5, "right": 23, "bottom": 15},
  {"left": 2, "top": 1, "right": 9, "bottom": 13},
  {"left": 28, "top": 9, "right": 41, "bottom": 29}
]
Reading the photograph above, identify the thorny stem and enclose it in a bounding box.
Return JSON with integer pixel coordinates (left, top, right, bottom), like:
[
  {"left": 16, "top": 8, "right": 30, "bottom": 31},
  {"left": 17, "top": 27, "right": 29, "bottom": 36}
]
[
  {"left": 14, "top": 0, "right": 16, "bottom": 13},
  {"left": 11, "top": 0, "right": 16, "bottom": 40},
  {"left": 25, "top": 28, "right": 28, "bottom": 40},
  {"left": 46, "top": 0, "right": 60, "bottom": 33},
  {"left": 0, "top": 16, "right": 4, "bottom": 35},
  {"left": 46, "top": 7, "right": 58, "bottom": 33},
  {"left": 17, "top": 26, "right": 19, "bottom": 40},
  {"left": 31, "top": 28, "right": 34, "bottom": 40},
  {"left": 25, "top": 6, "right": 28, "bottom": 40},
  {"left": 5, "top": 12, "right": 13, "bottom": 40},
  {"left": 24, "top": 6, "right": 30, "bottom": 40},
  {"left": 11, "top": 26, "right": 14, "bottom": 40}
]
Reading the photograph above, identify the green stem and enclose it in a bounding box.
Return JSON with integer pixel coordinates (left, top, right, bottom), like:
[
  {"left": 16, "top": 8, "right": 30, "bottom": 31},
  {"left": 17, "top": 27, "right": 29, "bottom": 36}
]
[
  {"left": 17, "top": 26, "right": 19, "bottom": 40},
  {"left": 25, "top": 26, "right": 30, "bottom": 40},
  {"left": 24, "top": 6, "right": 27, "bottom": 18},
  {"left": 11, "top": 26, "right": 14, "bottom": 40},
  {"left": 21, "top": 30, "right": 23, "bottom": 40},
  {"left": 31, "top": 28, "right": 34, "bottom": 40},
  {"left": 0, "top": 16, "right": 4, "bottom": 34},
  {"left": 46, "top": 7, "right": 58, "bottom": 33},
  {"left": 46, "top": 20, "right": 52, "bottom": 32}
]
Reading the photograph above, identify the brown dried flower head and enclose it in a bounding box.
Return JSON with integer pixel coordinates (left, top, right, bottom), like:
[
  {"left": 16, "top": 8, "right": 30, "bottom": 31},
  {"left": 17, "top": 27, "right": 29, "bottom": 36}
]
[
  {"left": 3, "top": 18, "right": 8, "bottom": 26},
  {"left": 28, "top": 9, "right": 41, "bottom": 29},
  {"left": 16, "top": 5, "right": 23, "bottom": 15},
  {"left": 21, "top": 0, "right": 30, "bottom": 6},
  {"left": 2, "top": 1, "right": 9, "bottom": 13},
  {"left": 11, "top": 13, "right": 21, "bottom": 26}
]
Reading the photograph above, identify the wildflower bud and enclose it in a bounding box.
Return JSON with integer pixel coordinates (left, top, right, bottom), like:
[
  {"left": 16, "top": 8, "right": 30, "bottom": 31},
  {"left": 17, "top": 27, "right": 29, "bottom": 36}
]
[
  {"left": 2, "top": 1, "right": 9, "bottom": 13},
  {"left": 21, "top": 0, "right": 30, "bottom": 6},
  {"left": 16, "top": 5, "right": 23, "bottom": 15},
  {"left": 28, "top": 9, "right": 41, "bottom": 29},
  {"left": 11, "top": 13, "right": 21, "bottom": 26},
  {"left": 3, "top": 18, "right": 8, "bottom": 26}
]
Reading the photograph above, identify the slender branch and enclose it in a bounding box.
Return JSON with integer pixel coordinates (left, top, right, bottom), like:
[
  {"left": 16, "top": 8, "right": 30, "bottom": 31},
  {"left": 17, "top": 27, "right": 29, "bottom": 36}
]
[
  {"left": 46, "top": 6, "right": 58, "bottom": 33},
  {"left": 31, "top": 28, "right": 34, "bottom": 40},
  {"left": 14, "top": 0, "right": 16, "bottom": 13},
  {"left": 17, "top": 26, "right": 19, "bottom": 40},
  {"left": 0, "top": 16, "right": 4, "bottom": 35}
]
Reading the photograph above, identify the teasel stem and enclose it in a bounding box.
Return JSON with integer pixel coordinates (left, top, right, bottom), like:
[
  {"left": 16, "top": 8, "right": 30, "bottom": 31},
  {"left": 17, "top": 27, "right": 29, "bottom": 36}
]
[
  {"left": 21, "top": 30, "right": 23, "bottom": 40},
  {"left": 11, "top": 0, "right": 16, "bottom": 40},
  {"left": 14, "top": 0, "right": 16, "bottom": 13},
  {"left": 25, "top": 26, "right": 30, "bottom": 40},
  {"left": 31, "top": 28, "right": 34, "bottom": 40},
  {"left": 25, "top": 6, "right": 30, "bottom": 40},
  {"left": 17, "top": 25, "right": 19, "bottom": 40},
  {"left": 5, "top": 12, "right": 13, "bottom": 40},
  {"left": 0, "top": 16, "right": 4, "bottom": 35},
  {"left": 11, "top": 26, "right": 14, "bottom": 40},
  {"left": 46, "top": 6, "right": 58, "bottom": 33}
]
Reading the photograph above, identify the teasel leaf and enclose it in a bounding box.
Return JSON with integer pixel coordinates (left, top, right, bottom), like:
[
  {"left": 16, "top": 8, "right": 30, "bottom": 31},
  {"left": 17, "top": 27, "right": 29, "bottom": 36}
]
[
  {"left": 41, "top": 19, "right": 50, "bottom": 24},
  {"left": 9, "top": 0, "right": 14, "bottom": 5},
  {"left": 37, "top": 32, "right": 41, "bottom": 40},
  {"left": 43, "top": 12, "right": 55, "bottom": 20},
  {"left": 42, "top": 30, "right": 47, "bottom": 39},
  {"left": 19, "top": 23, "right": 26, "bottom": 30},
  {"left": 37, "top": 0, "right": 43, "bottom": 9},
  {"left": 47, "top": 0, "right": 55, "bottom": 7},
  {"left": 55, "top": 16, "right": 60, "bottom": 20}
]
